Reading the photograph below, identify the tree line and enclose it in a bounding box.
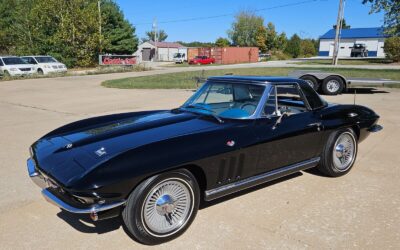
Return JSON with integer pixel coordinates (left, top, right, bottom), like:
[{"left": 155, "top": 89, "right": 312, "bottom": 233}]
[
  {"left": 0, "top": 0, "right": 138, "bottom": 67},
  {"left": 1, "top": 1, "right": 397, "bottom": 66},
  {"left": 224, "top": 11, "right": 318, "bottom": 59}
]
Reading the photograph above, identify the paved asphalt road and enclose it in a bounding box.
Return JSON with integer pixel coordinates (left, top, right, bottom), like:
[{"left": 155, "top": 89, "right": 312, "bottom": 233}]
[{"left": 0, "top": 71, "right": 399, "bottom": 249}]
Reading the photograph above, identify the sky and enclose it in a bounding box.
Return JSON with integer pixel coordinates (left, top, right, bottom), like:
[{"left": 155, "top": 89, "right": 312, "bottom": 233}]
[{"left": 115, "top": 0, "right": 384, "bottom": 42}]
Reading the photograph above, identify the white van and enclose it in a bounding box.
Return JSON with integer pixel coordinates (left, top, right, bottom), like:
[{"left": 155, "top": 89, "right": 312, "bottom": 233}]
[
  {"left": 21, "top": 56, "right": 67, "bottom": 75},
  {"left": 0, "top": 56, "right": 36, "bottom": 77}
]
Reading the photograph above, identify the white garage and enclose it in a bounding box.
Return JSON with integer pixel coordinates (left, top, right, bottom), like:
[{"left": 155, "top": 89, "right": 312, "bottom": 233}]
[
  {"left": 134, "top": 41, "right": 187, "bottom": 62},
  {"left": 318, "top": 27, "right": 388, "bottom": 58}
]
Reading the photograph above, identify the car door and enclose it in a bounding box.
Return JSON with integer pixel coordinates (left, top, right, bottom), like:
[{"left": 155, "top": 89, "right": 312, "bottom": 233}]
[{"left": 253, "top": 84, "right": 323, "bottom": 174}]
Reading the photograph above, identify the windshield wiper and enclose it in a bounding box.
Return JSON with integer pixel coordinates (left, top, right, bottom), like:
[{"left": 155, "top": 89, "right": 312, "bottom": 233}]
[
  {"left": 206, "top": 113, "right": 224, "bottom": 123},
  {"left": 183, "top": 105, "right": 224, "bottom": 124}
]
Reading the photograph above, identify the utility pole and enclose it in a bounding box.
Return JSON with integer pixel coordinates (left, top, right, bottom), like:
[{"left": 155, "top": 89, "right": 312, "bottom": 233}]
[
  {"left": 98, "top": 0, "right": 102, "bottom": 54},
  {"left": 332, "top": 0, "right": 345, "bottom": 65},
  {"left": 153, "top": 18, "right": 158, "bottom": 61}
]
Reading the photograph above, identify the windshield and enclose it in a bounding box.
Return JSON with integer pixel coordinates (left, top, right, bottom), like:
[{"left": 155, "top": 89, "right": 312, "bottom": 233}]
[
  {"left": 2, "top": 57, "right": 27, "bottom": 65},
  {"left": 195, "top": 56, "right": 203, "bottom": 59},
  {"left": 35, "top": 56, "right": 57, "bottom": 63},
  {"left": 174, "top": 53, "right": 182, "bottom": 58},
  {"left": 181, "top": 81, "right": 265, "bottom": 119}
]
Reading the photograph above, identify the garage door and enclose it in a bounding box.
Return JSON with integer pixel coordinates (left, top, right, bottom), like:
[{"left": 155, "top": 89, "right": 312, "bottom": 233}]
[
  {"left": 338, "top": 41, "right": 353, "bottom": 57},
  {"left": 142, "top": 48, "right": 151, "bottom": 61}
]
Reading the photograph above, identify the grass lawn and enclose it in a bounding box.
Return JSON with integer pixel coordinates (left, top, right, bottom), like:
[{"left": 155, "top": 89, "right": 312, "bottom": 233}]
[
  {"left": 294, "top": 59, "right": 395, "bottom": 66},
  {"left": 102, "top": 67, "right": 400, "bottom": 89}
]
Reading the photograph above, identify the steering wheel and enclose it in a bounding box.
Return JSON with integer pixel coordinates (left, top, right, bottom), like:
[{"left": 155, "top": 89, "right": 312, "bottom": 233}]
[{"left": 240, "top": 103, "right": 257, "bottom": 115}]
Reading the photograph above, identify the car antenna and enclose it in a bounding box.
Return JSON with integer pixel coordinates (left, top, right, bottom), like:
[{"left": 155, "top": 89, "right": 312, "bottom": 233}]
[{"left": 353, "top": 89, "right": 356, "bottom": 105}]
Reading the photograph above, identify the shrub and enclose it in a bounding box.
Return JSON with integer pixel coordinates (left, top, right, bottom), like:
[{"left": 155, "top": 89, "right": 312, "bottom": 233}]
[
  {"left": 300, "top": 40, "right": 317, "bottom": 58},
  {"left": 270, "top": 50, "right": 291, "bottom": 60},
  {"left": 384, "top": 37, "right": 400, "bottom": 62}
]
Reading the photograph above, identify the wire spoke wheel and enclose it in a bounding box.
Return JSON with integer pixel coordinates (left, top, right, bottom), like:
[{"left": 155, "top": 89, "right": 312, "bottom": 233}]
[
  {"left": 333, "top": 132, "right": 356, "bottom": 171},
  {"left": 326, "top": 80, "right": 340, "bottom": 93},
  {"left": 142, "top": 178, "right": 194, "bottom": 237}
]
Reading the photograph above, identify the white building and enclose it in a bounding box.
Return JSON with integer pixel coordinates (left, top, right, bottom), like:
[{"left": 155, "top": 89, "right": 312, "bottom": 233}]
[
  {"left": 318, "top": 27, "right": 388, "bottom": 58},
  {"left": 134, "top": 41, "right": 187, "bottom": 62}
]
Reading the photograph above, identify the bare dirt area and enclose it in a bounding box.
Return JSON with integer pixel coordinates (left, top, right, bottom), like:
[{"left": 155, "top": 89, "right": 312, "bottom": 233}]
[{"left": 0, "top": 75, "right": 399, "bottom": 249}]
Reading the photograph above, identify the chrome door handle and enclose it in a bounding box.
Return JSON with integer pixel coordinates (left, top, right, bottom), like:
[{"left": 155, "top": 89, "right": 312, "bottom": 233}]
[
  {"left": 307, "top": 122, "right": 322, "bottom": 127},
  {"left": 307, "top": 122, "right": 322, "bottom": 131}
]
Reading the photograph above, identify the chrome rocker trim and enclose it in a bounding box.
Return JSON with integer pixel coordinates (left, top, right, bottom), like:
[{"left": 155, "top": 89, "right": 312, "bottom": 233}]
[
  {"left": 27, "top": 158, "right": 126, "bottom": 214},
  {"left": 205, "top": 157, "right": 320, "bottom": 201}
]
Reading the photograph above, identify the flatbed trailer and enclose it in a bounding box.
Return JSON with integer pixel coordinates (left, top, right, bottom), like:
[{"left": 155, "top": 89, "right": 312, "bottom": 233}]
[{"left": 288, "top": 70, "right": 350, "bottom": 95}]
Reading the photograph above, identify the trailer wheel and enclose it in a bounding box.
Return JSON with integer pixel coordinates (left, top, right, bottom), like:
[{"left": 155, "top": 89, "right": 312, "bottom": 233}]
[
  {"left": 300, "top": 75, "right": 319, "bottom": 91},
  {"left": 322, "top": 76, "right": 344, "bottom": 95}
]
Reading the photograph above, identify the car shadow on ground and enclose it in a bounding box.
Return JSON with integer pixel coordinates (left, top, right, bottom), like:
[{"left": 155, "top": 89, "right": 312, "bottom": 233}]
[
  {"left": 57, "top": 211, "right": 122, "bottom": 234},
  {"left": 345, "top": 87, "right": 389, "bottom": 94},
  {"left": 303, "top": 167, "right": 327, "bottom": 177}
]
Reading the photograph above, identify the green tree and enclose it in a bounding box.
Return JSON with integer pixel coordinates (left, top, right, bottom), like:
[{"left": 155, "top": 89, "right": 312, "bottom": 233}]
[
  {"left": 333, "top": 18, "right": 351, "bottom": 29},
  {"left": 255, "top": 26, "right": 267, "bottom": 52},
  {"left": 311, "top": 38, "right": 319, "bottom": 53},
  {"left": 228, "top": 11, "right": 264, "bottom": 46},
  {"left": 0, "top": 0, "right": 19, "bottom": 54},
  {"left": 101, "top": 0, "right": 138, "bottom": 54},
  {"left": 144, "top": 29, "right": 168, "bottom": 42},
  {"left": 276, "top": 32, "right": 288, "bottom": 51},
  {"left": 300, "top": 39, "right": 317, "bottom": 57},
  {"left": 215, "top": 37, "right": 230, "bottom": 47},
  {"left": 265, "top": 22, "right": 278, "bottom": 51},
  {"left": 384, "top": 36, "right": 400, "bottom": 61},
  {"left": 12, "top": 0, "right": 101, "bottom": 67},
  {"left": 285, "top": 34, "right": 301, "bottom": 58},
  {"left": 363, "top": 0, "right": 400, "bottom": 35}
]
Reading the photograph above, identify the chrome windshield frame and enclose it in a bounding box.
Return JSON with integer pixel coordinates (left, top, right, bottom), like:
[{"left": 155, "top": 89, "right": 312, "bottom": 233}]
[{"left": 180, "top": 81, "right": 273, "bottom": 120}]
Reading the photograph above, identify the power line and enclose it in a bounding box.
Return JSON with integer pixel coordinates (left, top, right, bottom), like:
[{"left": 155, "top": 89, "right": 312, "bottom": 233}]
[{"left": 132, "top": 0, "right": 320, "bottom": 26}]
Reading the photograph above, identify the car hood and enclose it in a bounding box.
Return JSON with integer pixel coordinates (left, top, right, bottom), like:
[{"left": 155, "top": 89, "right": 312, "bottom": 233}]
[{"left": 31, "top": 110, "right": 219, "bottom": 186}]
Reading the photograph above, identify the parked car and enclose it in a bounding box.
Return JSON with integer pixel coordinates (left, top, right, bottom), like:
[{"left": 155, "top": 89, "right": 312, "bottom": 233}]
[
  {"left": 350, "top": 43, "right": 368, "bottom": 58},
  {"left": 173, "top": 53, "right": 186, "bottom": 64},
  {"left": 189, "top": 55, "right": 215, "bottom": 65},
  {"left": 0, "top": 56, "right": 36, "bottom": 77},
  {"left": 21, "top": 55, "right": 67, "bottom": 75},
  {"left": 288, "top": 70, "right": 350, "bottom": 95},
  {"left": 27, "top": 76, "right": 382, "bottom": 244}
]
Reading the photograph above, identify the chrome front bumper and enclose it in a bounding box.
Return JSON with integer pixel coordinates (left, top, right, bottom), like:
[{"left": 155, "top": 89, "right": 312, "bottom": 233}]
[
  {"left": 368, "top": 124, "right": 383, "bottom": 133},
  {"left": 27, "top": 158, "right": 125, "bottom": 214}
]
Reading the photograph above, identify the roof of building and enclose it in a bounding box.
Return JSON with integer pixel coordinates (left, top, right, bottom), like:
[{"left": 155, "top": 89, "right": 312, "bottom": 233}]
[
  {"left": 148, "top": 41, "right": 184, "bottom": 48},
  {"left": 320, "top": 27, "right": 389, "bottom": 39}
]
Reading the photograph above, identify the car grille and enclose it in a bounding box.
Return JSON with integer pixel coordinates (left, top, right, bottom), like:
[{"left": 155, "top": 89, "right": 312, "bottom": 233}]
[
  {"left": 20, "top": 68, "right": 31, "bottom": 71},
  {"left": 52, "top": 66, "right": 58, "bottom": 69},
  {"left": 58, "top": 65, "right": 63, "bottom": 69}
]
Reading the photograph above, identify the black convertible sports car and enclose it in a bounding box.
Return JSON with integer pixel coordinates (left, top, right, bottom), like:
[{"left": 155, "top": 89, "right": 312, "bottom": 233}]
[{"left": 27, "top": 76, "right": 382, "bottom": 244}]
